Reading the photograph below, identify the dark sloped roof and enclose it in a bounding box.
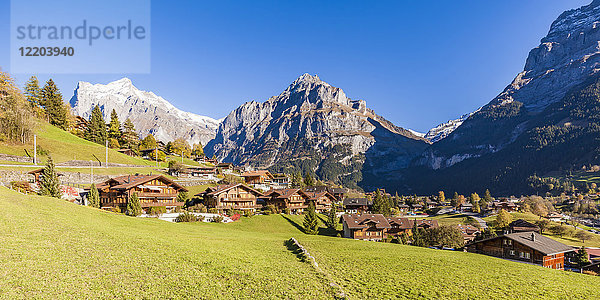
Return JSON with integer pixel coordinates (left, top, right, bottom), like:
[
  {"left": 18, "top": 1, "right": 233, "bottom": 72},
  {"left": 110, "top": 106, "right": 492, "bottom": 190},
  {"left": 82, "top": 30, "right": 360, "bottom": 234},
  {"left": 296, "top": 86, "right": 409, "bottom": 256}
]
[
  {"left": 342, "top": 214, "right": 391, "bottom": 229},
  {"left": 197, "top": 183, "right": 263, "bottom": 197},
  {"left": 386, "top": 217, "right": 413, "bottom": 229},
  {"left": 343, "top": 198, "right": 372, "bottom": 206},
  {"left": 97, "top": 175, "right": 187, "bottom": 191},
  {"left": 509, "top": 219, "right": 540, "bottom": 231},
  {"left": 505, "top": 232, "right": 574, "bottom": 255}
]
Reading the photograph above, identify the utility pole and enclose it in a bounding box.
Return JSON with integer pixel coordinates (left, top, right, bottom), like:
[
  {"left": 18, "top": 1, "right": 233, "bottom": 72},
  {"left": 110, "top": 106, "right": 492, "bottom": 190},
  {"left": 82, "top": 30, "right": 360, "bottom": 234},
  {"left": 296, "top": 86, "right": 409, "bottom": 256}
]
[
  {"left": 181, "top": 150, "right": 184, "bottom": 163},
  {"left": 155, "top": 147, "right": 158, "bottom": 167},
  {"left": 33, "top": 134, "right": 37, "bottom": 165},
  {"left": 105, "top": 140, "right": 108, "bottom": 168},
  {"left": 90, "top": 160, "right": 94, "bottom": 184}
]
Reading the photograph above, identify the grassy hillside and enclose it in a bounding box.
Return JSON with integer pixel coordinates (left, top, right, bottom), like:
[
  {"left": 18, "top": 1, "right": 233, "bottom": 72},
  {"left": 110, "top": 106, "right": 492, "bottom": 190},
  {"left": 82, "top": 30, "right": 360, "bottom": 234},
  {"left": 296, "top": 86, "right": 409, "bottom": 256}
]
[
  {"left": 0, "top": 121, "right": 163, "bottom": 166},
  {"left": 0, "top": 188, "right": 598, "bottom": 299}
]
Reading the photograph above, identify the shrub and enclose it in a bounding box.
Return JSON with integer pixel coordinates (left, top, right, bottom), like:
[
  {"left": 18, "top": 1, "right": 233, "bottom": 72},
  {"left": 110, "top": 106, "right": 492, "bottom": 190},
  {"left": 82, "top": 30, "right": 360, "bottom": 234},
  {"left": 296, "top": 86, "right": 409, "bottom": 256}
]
[
  {"left": 149, "top": 206, "right": 167, "bottom": 217},
  {"left": 283, "top": 208, "right": 290, "bottom": 215},
  {"left": 208, "top": 208, "right": 218, "bottom": 214},
  {"left": 175, "top": 211, "right": 203, "bottom": 222},
  {"left": 110, "top": 206, "right": 121, "bottom": 213},
  {"left": 265, "top": 205, "right": 278, "bottom": 214},
  {"left": 10, "top": 181, "right": 33, "bottom": 193},
  {"left": 212, "top": 215, "right": 224, "bottom": 223},
  {"left": 244, "top": 210, "right": 254, "bottom": 218}
]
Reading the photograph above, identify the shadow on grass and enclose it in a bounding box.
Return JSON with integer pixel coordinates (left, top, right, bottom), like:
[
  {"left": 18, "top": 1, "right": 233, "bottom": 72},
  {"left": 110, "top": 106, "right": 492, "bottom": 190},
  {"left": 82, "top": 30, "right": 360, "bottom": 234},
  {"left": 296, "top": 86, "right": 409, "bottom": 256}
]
[
  {"left": 282, "top": 215, "right": 305, "bottom": 233},
  {"left": 284, "top": 238, "right": 307, "bottom": 262}
]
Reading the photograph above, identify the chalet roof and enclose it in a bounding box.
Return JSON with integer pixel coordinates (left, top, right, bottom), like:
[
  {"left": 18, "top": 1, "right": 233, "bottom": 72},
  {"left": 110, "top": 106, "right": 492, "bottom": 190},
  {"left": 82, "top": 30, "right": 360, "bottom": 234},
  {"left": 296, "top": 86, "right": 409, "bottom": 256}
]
[
  {"left": 28, "top": 168, "right": 64, "bottom": 176},
  {"left": 342, "top": 214, "right": 391, "bottom": 230},
  {"left": 96, "top": 174, "right": 187, "bottom": 192},
  {"left": 414, "top": 219, "right": 439, "bottom": 228},
  {"left": 241, "top": 170, "right": 273, "bottom": 178},
  {"left": 504, "top": 232, "right": 574, "bottom": 255},
  {"left": 457, "top": 224, "right": 480, "bottom": 235},
  {"left": 263, "top": 188, "right": 305, "bottom": 199},
  {"left": 197, "top": 183, "right": 262, "bottom": 197},
  {"left": 509, "top": 219, "right": 540, "bottom": 231},
  {"left": 217, "top": 162, "right": 234, "bottom": 167},
  {"left": 343, "top": 198, "right": 372, "bottom": 207},
  {"left": 386, "top": 217, "right": 413, "bottom": 229},
  {"left": 304, "top": 191, "right": 337, "bottom": 201}
]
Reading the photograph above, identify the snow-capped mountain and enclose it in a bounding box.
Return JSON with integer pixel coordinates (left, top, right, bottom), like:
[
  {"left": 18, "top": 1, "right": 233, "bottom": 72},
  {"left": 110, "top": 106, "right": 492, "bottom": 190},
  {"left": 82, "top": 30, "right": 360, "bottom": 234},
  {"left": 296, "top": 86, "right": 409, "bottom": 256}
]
[
  {"left": 423, "top": 112, "right": 476, "bottom": 143},
  {"left": 69, "top": 78, "right": 220, "bottom": 146}
]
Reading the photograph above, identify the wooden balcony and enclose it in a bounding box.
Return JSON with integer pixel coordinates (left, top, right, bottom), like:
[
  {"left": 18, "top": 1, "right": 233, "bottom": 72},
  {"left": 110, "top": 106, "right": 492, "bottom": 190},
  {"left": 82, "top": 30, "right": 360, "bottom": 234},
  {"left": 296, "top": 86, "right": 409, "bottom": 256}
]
[
  {"left": 136, "top": 192, "right": 177, "bottom": 199},
  {"left": 141, "top": 201, "right": 184, "bottom": 207},
  {"left": 216, "top": 204, "right": 262, "bottom": 210}
]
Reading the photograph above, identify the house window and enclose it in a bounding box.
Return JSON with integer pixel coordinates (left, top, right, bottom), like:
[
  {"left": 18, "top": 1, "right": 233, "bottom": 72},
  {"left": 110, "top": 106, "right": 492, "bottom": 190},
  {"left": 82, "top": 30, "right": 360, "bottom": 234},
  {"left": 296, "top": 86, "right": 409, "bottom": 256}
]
[
  {"left": 509, "top": 250, "right": 515, "bottom": 256},
  {"left": 519, "top": 252, "right": 524, "bottom": 258},
  {"left": 524, "top": 252, "right": 530, "bottom": 259}
]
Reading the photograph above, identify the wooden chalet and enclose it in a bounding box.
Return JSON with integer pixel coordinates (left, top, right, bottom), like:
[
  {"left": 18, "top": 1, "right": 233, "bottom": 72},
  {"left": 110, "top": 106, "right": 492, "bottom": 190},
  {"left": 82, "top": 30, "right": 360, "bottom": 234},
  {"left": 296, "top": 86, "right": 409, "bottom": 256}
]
[
  {"left": 384, "top": 217, "right": 440, "bottom": 238},
  {"left": 491, "top": 201, "right": 518, "bottom": 212},
  {"left": 117, "top": 149, "right": 136, "bottom": 157},
  {"left": 386, "top": 217, "right": 413, "bottom": 237},
  {"left": 466, "top": 232, "right": 574, "bottom": 269},
  {"left": 28, "top": 168, "right": 64, "bottom": 184},
  {"left": 303, "top": 190, "right": 337, "bottom": 213},
  {"left": 196, "top": 183, "right": 263, "bottom": 212},
  {"left": 457, "top": 224, "right": 481, "bottom": 243},
  {"left": 241, "top": 170, "right": 274, "bottom": 184},
  {"left": 342, "top": 214, "right": 391, "bottom": 241},
  {"left": 304, "top": 185, "right": 347, "bottom": 201},
  {"left": 508, "top": 219, "right": 540, "bottom": 233},
  {"left": 343, "top": 198, "right": 373, "bottom": 214},
  {"left": 262, "top": 188, "right": 310, "bottom": 214},
  {"left": 95, "top": 174, "right": 187, "bottom": 211}
]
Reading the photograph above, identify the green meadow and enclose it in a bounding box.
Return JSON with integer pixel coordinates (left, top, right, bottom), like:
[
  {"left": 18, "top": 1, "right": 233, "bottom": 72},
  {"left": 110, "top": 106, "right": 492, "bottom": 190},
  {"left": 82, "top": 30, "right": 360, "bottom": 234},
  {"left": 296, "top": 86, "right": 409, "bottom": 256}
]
[{"left": 0, "top": 187, "right": 598, "bottom": 299}]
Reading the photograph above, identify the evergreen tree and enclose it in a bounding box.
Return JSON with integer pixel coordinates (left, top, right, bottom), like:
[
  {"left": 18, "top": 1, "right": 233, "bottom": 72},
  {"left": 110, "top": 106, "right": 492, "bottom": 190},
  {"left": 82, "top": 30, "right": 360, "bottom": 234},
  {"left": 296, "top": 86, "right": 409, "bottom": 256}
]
[
  {"left": 126, "top": 192, "right": 142, "bottom": 216},
  {"left": 176, "top": 191, "right": 189, "bottom": 204},
  {"left": 24, "top": 76, "right": 42, "bottom": 108},
  {"left": 483, "top": 189, "right": 493, "bottom": 203},
  {"left": 140, "top": 134, "right": 158, "bottom": 150},
  {"left": 291, "top": 171, "right": 305, "bottom": 188},
  {"left": 39, "top": 156, "right": 62, "bottom": 198},
  {"left": 191, "top": 143, "right": 204, "bottom": 158},
  {"left": 107, "top": 109, "right": 122, "bottom": 140},
  {"left": 575, "top": 246, "right": 590, "bottom": 269},
  {"left": 88, "top": 183, "right": 100, "bottom": 208},
  {"left": 438, "top": 191, "right": 445, "bottom": 203},
  {"left": 372, "top": 189, "right": 392, "bottom": 216},
  {"left": 121, "top": 118, "right": 139, "bottom": 149},
  {"left": 469, "top": 193, "right": 480, "bottom": 205},
  {"left": 41, "top": 79, "right": 69, "bottom": 129},
  {"left": 303, "top": 202, "right": 319, "bottom": 235},
  {"left": 303, "top": 172, "right": 315, "bottom": 187},
  {"left": 325, "top": 206, "right": 337, "bottom": 230},
  {"left": 87, "top": 105, "right": 107, "bottom": 144}
]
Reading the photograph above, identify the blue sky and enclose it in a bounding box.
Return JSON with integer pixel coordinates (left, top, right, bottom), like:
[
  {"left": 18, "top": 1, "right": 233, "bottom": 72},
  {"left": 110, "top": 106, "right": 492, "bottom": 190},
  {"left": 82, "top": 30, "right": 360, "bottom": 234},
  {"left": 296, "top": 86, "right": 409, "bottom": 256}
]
[{"left": 0, "top": 0, "right": 592, "bottom": 132}]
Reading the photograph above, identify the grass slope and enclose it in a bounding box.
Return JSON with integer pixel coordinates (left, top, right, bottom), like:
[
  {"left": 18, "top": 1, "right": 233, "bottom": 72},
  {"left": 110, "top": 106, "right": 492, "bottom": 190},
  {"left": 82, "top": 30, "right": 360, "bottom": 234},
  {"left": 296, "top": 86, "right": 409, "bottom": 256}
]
[
  {"left": 0, "top": 188, "right": 598, "bottom": 299},
  {"left": 0, "top": 121, "right": 160, "bottom": 166}
]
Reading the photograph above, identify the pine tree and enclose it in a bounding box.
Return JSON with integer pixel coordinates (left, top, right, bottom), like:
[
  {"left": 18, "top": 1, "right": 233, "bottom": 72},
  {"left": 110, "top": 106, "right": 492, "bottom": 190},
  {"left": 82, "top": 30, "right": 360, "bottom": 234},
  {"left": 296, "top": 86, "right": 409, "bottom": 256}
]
[
  {"left": 88, "top": 183, "right": 100, "bottom": 208},
  {"left": 303, "top": 172, "right": 315, "bottom": 187},
  {"left": 41, "top": 79, "right": 69, "bottom": 129},
  {"left": 87, "top": 105, "right": 107, "bottom": 144},
  {"left": 303, "top": 202, "right": 319, "bottom": 235},
  {"left": 291, "top": 171, "right": 305, "bottom": 188},
  {"left": 39, "top": 156, "right": 62, "bottom": 198},
  {"left": 24, "top": 76, "right": 42, "bottom": 108},
  {"left": 325, "top": 206, "right": 337, "bottom": 230},
  {"left": 108, "top": 109, "right": 122, "bottom": 140},
  {"left": 126, "top": 192, "right": 142, "bottom": 216},
  {"left": 140, "top": 134, "right": 157, "bottom": 150},
  {"left": 176, "top": 191, "right": 189, "bottom": 204},
  {"left": 438, "top": 191, "right": 445, "bottom": 203},
  {"left": 575, "top": 246, "right": 590, "bottom": 269},
  {"left": 372, "top": 189, "right": 391, "bottom": 216},
  {"left": 121, "top": 118, "right": 139, "bottom": 149}
]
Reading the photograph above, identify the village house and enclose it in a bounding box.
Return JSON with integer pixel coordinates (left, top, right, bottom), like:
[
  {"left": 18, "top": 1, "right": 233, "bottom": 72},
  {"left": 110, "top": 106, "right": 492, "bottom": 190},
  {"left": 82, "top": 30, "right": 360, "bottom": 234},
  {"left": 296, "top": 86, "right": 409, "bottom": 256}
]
[
  {"left": 386, "top": 217, "right": 413, "bottom": 237},
  {"left": 466, "top": 232, "right": 574, "bottom": 270},
  {"left": 342, "top": 214, "right": 391, "bottom": 241},
  {"left": 304, "top": 186, "right": 347, "bottom": 202},
  {"left": 196, "top": 183, "right": 263, "bottom": 212},
  {"left": 491, "top": 201, "right": 518, "bottom": 213},
  {"left": 459, "top": 202, "right": 473, "bottom": 213},
  {"left": 28, "top": 168, "right": 64, "bottom": 184},
  {"left": 303, "top": 190, "right": 337, "bottom": 213},
  {"left": 183, "top": 167, "right": 218, "bottom": 180},
  {"left": 262, "top": 188, "right": 310, "bottom": 214},
  {"left": 457, "top": 224, "right": 481, "bottom": 243},
  {"left": 95, "top": 174, "right": 187, "bottom": 212},
  {"left": 397, "top": 204, "right": 410, "bottom": 213},
  {"left": 546, "top": 212, "right": 565, "bottom": 223},
  {"left": 508, "top": 219, "right": 540, "bottom": 233},
  {"left": 117, "top": 149, "right": 136, "bottom": 157},
  {"left": 343, "top": 198, "right": 372, "bottom": 214},
  {"left": 271, "top": 174, "right": 290, "bottom": 189}
]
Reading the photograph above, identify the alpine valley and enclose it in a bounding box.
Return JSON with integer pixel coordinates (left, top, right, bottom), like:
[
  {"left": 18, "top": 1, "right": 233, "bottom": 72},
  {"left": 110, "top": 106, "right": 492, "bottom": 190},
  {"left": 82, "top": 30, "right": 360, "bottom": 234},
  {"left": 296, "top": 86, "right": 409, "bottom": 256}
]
[{"left": 69, "top": 1, "right": 600, "bottom": 195}]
